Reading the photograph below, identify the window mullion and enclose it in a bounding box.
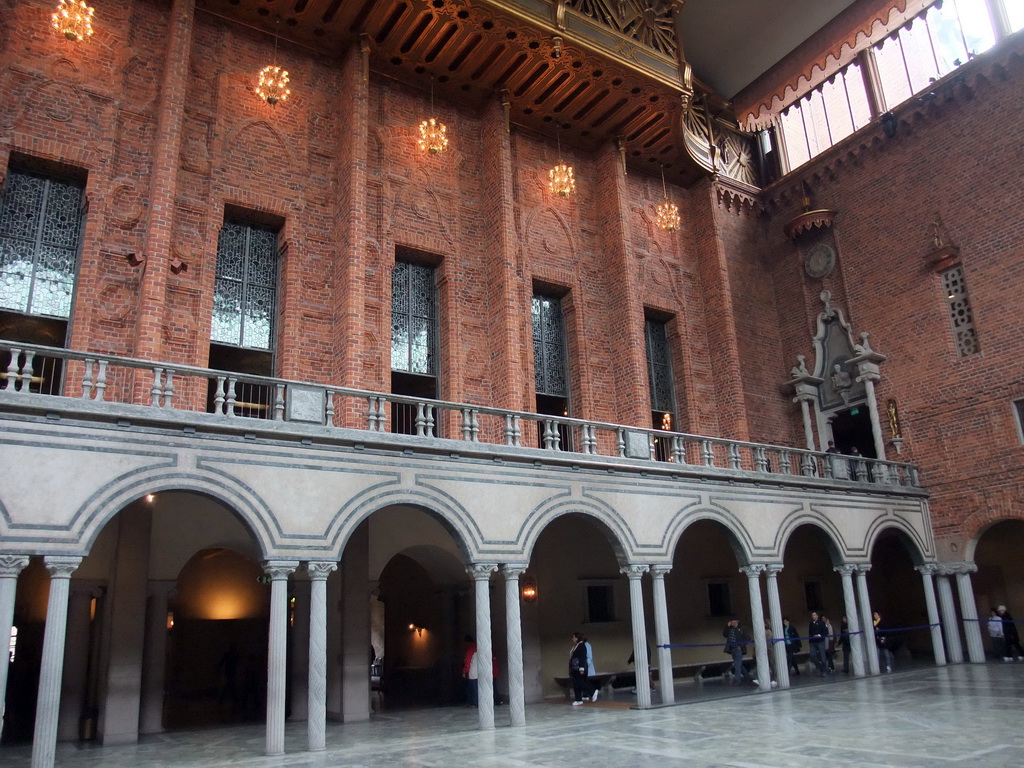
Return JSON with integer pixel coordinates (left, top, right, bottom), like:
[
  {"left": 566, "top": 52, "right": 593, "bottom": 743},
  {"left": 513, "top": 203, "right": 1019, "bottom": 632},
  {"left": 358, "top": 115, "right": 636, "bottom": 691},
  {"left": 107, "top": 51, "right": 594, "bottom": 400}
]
[{"left": 26, "top": 179, "right": 52, "bottom": 315}]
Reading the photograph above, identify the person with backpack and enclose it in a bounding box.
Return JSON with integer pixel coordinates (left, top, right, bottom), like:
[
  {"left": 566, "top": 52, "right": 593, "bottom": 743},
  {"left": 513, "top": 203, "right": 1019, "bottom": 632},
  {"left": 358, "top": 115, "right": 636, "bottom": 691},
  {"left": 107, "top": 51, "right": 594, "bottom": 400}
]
[{"left": 723, "top": 617, "right": 752, "bottom": 685}]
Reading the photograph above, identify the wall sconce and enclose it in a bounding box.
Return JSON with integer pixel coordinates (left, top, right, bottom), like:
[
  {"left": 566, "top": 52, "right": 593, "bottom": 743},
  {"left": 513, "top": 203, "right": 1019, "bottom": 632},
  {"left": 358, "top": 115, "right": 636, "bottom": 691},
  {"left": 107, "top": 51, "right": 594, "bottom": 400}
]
[
  {"left": 166, "top": 611, "right": 174, "bottom": 630},
  {"left": 521, "top": 578, "right": 538, "bottom": 602},
  {"left": 408, "top": 623, "right": 423, "bottom": 637}
]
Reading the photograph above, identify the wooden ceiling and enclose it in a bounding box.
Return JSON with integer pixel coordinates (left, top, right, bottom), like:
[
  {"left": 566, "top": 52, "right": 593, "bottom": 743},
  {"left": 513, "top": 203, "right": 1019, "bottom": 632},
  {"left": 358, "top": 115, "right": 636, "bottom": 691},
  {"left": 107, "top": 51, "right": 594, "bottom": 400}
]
[{"left": 197, "top": 0, "right": 708, "bottom": 185}]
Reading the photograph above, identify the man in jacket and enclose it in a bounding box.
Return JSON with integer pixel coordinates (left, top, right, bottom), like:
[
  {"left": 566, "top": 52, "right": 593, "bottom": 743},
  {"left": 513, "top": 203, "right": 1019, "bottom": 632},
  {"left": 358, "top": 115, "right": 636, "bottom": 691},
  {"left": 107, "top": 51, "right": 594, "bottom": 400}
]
[
  {"left": 722, "top": 617, "right": 751, "bottom": 685},
  {"left": 808, "top": 612, "right": 829, "bottom": 677}
]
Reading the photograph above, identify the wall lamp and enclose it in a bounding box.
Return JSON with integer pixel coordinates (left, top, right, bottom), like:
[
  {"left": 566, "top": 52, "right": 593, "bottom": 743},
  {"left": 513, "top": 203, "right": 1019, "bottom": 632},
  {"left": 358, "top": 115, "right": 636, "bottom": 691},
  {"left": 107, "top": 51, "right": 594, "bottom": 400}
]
[{"left": 521, "top": 578, "right": 538, "bottom": 602}]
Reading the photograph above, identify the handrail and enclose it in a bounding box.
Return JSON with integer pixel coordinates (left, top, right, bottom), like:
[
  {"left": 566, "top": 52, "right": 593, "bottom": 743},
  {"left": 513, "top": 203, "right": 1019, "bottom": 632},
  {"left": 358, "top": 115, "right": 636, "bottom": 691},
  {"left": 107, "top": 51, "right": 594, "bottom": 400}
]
[{"left": 0, "top": 340, "right": 922, "bottom": 489}]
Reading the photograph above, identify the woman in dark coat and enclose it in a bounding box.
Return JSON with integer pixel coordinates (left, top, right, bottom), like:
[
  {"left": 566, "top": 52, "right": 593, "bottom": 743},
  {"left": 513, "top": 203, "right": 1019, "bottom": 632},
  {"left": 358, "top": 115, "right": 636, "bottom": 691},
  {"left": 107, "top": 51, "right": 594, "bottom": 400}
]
[
  {"left": 783, "top": 617, "right": 801, "bottom": 676},
  {"left": 569, "top": 632, "right": 595, "bottom": 705}
]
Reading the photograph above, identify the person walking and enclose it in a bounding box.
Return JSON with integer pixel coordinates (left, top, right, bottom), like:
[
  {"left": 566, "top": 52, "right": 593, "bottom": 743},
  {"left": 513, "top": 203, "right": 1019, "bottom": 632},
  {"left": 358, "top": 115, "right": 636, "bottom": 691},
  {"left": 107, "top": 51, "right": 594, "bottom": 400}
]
[
  {"left": 822, "top": 615, "right": 836, "bottom": 673},
  {"left": 722, "top": 617, "right": 752, "bottom": 685},
  {"left": 462, "top": 635, "right": 479, "bottom": 707},
  {"left": 808, "top": 611, "right": 829, "bottom": 676},
  {"left": 998, "top": 605, "right": 1024, "bottom": 660},
  {"left": 987, "top": 607, "right": 1005, "bottom": 660},
  {"left": 569, "top": 632, "right": 596, "bottom": 705},
  {"left": 783, "top": 616, "right": 802, "bottom": 676}
]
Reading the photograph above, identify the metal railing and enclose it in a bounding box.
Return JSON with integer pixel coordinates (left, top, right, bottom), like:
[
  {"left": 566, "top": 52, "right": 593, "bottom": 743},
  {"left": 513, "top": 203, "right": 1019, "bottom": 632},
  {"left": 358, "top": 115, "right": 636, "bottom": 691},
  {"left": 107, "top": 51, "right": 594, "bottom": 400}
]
[{"left": 0, "top": 341, "right": 921, "bottom": 488}]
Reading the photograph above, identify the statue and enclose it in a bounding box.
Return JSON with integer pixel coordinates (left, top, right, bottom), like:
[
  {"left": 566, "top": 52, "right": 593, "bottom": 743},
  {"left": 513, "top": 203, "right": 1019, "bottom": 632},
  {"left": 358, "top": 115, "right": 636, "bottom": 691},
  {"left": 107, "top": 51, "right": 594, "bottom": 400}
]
[
  {"left": 831, "top": 364, "right": 852, "bottom": 404},
  {"left": 791, "top": 354, "right": 810, "bottom": 379}
]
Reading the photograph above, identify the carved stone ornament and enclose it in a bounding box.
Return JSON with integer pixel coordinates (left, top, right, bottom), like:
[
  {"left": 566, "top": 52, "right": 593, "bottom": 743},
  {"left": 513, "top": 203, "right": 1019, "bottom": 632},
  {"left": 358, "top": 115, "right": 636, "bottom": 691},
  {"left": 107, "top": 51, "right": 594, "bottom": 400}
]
[{"left": 804, "top": 242, "right": 836, "bottom": 279}]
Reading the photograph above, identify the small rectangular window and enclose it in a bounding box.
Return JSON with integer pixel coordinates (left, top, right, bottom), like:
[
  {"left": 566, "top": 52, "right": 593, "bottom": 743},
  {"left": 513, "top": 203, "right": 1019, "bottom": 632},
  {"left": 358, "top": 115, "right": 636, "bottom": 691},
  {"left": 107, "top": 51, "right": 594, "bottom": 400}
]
[
  {"left": 707, "top": 582, "right": 731, "bottom": 617},
  {"left": 804, "top": 580, "right": 824, "bottom": 612},
  {"left": 584, "top": 582, "right": 615, "bottom": 623},
  {"left": 940, "top": 265, "right": 980, "bottom": 357}
]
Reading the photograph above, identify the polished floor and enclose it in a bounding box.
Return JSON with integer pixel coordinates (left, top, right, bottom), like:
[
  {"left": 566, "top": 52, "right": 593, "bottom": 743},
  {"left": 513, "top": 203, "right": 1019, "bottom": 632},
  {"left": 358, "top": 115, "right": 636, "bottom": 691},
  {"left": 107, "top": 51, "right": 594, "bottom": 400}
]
[{"left": 4, "top": 662, "right": 1024, "bottom": 767}]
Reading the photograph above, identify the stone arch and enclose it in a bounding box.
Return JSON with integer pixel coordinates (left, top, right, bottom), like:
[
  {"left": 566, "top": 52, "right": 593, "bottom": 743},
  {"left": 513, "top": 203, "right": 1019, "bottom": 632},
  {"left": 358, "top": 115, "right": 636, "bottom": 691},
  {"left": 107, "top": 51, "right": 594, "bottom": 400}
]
[
  {"left": 69, "top": 465, "right": 278, "bottom": 560},
  {"left": 663, "top": 501, "right": 757, "bottom": 565},
  {"left": 774, "top": 513, "right": 847, "bottom": 565},
  {"left": 864, "top": 518, "right": 930, "bottom": 566},
  {"left": 518, "top": 495, "right": 632, "bottom": 565},
  {"left": 324, "top": 486, "right": 480, "bottom": 563}
]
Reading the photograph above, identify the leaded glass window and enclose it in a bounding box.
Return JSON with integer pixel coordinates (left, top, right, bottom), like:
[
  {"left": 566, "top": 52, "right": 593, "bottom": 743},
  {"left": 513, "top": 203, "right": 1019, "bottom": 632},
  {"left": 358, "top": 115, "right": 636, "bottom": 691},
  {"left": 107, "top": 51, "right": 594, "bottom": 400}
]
[
  {"left": 645, "top": 318, "right": 676, "bottom": 415},
  {"left": 391, "top": 261, "right": 437, "bottom": 375},
  {"left": 532, "top": 294, "right": 568, "bottom": 397},
  {"left": 211, "top": 222, "right": 279, "bottom": 350},
  {"left": 0, "top": 170, "right": 84, "bottom": 319}
]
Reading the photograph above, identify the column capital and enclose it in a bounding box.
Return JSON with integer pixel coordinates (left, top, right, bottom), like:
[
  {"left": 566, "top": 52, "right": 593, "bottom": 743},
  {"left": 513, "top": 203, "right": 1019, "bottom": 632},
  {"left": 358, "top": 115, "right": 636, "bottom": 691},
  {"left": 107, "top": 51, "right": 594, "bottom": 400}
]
[
  {"left": 739, "top": 564, "right": 765, "bottom": 578},
  {"left": 833, "top": 564, "right": 858, "bottom": 577},
  {"left": 936, "top": 561, "right": 978, "bottom": 576},
  {"left": 467, "top": 563, "right": 498, "bottom": 580},
  {"left": 649, "top": 564, "right": 672, "bottom": 578},
  {"left": 855, "top": 563, "right": 872, "bottom": 574},
  {"left": 619, "top": 563, "right": 649, "bottom": 579},
  {"left": 305, "top": 561, "right": 338, "bottom": 581},
  {"left": 501, "top": 563, "right": 529, "bottom": 578},
  {"left": 764, "top": 563, "right": 784, "bottom": 577},
  {"left": 43, "top": 555, "right": 82, "bottom": 579},
  {"left": 263, "top": 560, "right": 300, "bottom": 580},
  {"left": 915, "top": 563, "right": 940, "bottom": 576},
  {"left": 0, "top": 554, "right": 30, "bottom": 577}
]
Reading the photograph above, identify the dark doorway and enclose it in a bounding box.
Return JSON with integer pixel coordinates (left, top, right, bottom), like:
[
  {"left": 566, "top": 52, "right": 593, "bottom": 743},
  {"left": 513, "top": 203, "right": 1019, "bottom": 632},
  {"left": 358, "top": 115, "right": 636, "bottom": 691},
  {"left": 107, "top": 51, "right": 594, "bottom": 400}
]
[{"left": 829, "top": 407, "right": 875, "bottom": 458}]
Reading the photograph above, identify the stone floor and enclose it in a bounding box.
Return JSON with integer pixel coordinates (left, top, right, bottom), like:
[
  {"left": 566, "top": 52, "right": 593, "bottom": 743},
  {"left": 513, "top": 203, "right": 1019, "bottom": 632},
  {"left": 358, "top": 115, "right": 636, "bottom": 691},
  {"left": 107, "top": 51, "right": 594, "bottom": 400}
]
[{"left": 4, "top": 662, "right": 1024, "bottom": 767}]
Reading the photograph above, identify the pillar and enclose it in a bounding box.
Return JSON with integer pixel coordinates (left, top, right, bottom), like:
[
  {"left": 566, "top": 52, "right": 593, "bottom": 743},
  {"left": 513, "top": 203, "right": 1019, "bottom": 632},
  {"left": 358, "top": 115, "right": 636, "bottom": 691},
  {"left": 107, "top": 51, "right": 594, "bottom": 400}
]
[
  {"left": 764, "top": 564, "right": 789, "bottom": 689},
  {"left": 31, "top": 556, "right": 82, "bottom": 768},
  {"left": 650, "top": 565, "right": 674, "bottom": 704},
  {"left": 936, "top": 572, "right": 964, "bottom": 663},
  {"left": 264, "top": 560, "right": 298, "bottom": 756},
  {"left": 139, "top": 581, "right": 174, "bottom": 734},
  {"left": 469, "top": 564, "right": 497, "bottom": 730},
  {"left": 741, "top": 565, "right": 770, "bottom": 691},
  {"left": 290, "top": 578, "right": 311, "bottom": 722},
  {"left": 916, "top": 564, "right": 947, "bottom": 666},
  {"left": 834, "top": 565, "right": 865, "bottom": 677},
  {"left": 952, "top": 563, "right": 985, "bottom": 663},
  {"left": 501, "top": 564, "right": 527, "bottom": 726},
  {"left": 306, "top": 561, "right": 337, "bottom": 751},
  {"left": 0, "top": 555, "right": 29, "bottom": 741},
  {"left": 855, "top": 565, "right": 880, "bottom": 675},
  {"left": 341, "top": 521, "right": 371, "bottom": 722},
  {"left": 621, "top": 564, "right": 651, "bottom": 708}
]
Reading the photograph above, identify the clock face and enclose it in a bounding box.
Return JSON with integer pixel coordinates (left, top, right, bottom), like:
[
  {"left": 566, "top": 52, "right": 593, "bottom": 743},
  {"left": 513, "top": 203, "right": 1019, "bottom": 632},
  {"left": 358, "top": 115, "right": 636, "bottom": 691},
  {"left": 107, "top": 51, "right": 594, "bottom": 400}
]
[{"left": 804, "top": 243, "right": 836, "bottom": 279}]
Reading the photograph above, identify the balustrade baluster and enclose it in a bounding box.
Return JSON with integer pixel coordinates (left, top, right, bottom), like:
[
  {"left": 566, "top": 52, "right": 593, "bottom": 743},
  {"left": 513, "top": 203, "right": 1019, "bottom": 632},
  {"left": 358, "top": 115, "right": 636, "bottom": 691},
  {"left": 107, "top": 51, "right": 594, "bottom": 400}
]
[
  {"left": 616, "top": 428, "right": 626, "bottom": 457},
  {"left": 673, "top": 436, "right": 686, "bottom": 464},
  {"left": 414, "top": 403, "right": 426, "bottom": 437},
  {"left": 163, "top": 370, "right": 176, "bottom": 408},
  {"left": 503, "top": 414, "right": 521, "bottom": 446},
  {"left": 94, "top": 360, "right": 107, "bottom": 401},
  {"left": 325, "top": 390, "right": 336, "bottom": 424},
  {"left": 214, "top": 377, "right": 227, "bottom": 414},
  {"left": 151, "top": 368, "right": 163, "bottom": 407},
  {"left": 701, "top": 439, "right": 714, "bottom": 467},
  {"left": 800, "top": 452, "right": 815, "bottom": 476},
  {"left": 274, "top": 384, "right": 285, "bottom": 420},
  {"left": 728, "top": 443, "right": 741, "bottom": 469},
  {"left": 461, "top": 408, "right": 473, "bottom": 441},
  {"left": 754, "top": 446, "right": 768, "bottom": 472},
  {"left": 779, "top": 451, "right": 791, "bottom": 474},
  {"left": 226, "top": 377, "right": 237, "bottom": 415},
  {"left": 81, "top": 359, "right": 94, "bottom": 399},
  {"left": 542, "top": 420, "right": 556, "bottom": 450},
  {"left": 583, "top": 424, "right": 597, "bottom": 455},
  {"left": 3, "top": 348, "right": 20, "bottom": 391},
  {"left": 854, "top": 460, "right": 868, "bottom": 482},
  {"left": 20, "top": 350, "right": 35, "bottom": 392}
]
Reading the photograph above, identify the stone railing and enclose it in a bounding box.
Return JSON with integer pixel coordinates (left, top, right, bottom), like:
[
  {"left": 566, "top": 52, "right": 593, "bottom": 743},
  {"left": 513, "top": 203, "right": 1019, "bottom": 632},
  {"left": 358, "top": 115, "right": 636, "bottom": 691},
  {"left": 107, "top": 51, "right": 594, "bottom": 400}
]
[{"left": 0, "top": 340, "right": 921, "bottom": 489}]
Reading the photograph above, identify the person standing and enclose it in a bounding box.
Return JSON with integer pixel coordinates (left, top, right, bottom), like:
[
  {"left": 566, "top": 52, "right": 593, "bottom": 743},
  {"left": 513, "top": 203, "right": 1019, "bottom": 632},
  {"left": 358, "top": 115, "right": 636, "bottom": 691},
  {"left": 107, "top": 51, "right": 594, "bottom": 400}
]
[
  {"left": 584, "top": 635, "right": 600, "bottom": 701},
  {"left": 822, "top": 615, "right": 836, "bottom": 673},
  {"left": 808, "top": 611, "right": 829, "bottom": 677},
  {"left": 569, "top": 632, "right": 596, "bottom": 705},
  {"left": 462, "top": 634, "right": 479, "bottom": 707},
  {"left": 873, "top": 612, "right": 894, "bottom": 672},
  {"left": 998, "top": 605, "right": 1024, "bottom": 660},
  {"left": 987, "top": 607, "right": 1005, "bottom": 660},
  {"left": 783, "top": 617, "right": 801, "bottom": 676},
  {"left": 838, "top": 616, "right": 852, "bottom": 673},
  {"left": 722, "top": 617, "right": 751, "bottom": 685}
]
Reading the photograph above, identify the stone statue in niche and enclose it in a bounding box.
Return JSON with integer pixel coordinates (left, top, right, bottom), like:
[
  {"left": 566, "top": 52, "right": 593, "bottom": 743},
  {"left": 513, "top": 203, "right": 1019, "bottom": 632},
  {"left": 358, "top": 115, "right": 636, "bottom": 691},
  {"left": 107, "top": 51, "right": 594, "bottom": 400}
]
[
  {"left": 830, "top": 364, "right": 853, "bottom": 404},
  {"left": 791, "top": 354, "right": 809, "bottom": 378}
]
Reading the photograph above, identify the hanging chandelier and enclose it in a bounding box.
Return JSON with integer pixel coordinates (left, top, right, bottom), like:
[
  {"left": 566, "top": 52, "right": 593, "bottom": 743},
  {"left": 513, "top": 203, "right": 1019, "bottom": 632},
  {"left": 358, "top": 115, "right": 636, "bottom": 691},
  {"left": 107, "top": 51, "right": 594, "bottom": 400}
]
[
  {"left": 418, "top": 77, "right": 449, "bottom": 155},
  {"left": 549, "top": 125, "right": 575, "bottom": 198},
  {"left": 655, "top": 165, "right": 680, "bottom": 231},
  {"left": 256, "top": 21, "right": 291, "bottom": 106},
  {"left": 52, "top": 0, "right": 94, "bottom": 42}
]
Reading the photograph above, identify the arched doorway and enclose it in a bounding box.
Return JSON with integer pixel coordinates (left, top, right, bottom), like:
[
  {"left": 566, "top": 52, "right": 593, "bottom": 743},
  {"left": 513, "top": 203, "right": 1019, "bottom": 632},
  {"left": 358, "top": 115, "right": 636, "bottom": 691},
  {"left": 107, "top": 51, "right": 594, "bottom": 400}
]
[
  {"left": 970, "top": 519, "right": 1024, "bottom": 658},
  {"left": 867, "top": 529, "right": 932, "bottom": 664}
]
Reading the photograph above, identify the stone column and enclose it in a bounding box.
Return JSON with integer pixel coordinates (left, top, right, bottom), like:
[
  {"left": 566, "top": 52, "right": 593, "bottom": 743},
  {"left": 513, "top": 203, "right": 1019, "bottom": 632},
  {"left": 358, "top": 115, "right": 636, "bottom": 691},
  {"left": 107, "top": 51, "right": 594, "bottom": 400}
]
[
  {"left": 935, "top": 572, "right": 964, "bottom": 663},
  {"left": 855, "top": 565, "right": 880, "bottom": 675},
  {"left": 58, "top": 582, "right": 96, "bottom": 741},
  {"left": 469, "top": 564, "right": 497, "bottom": 730},
  {"left": 741, "top": 565, "right": 770, "bottom": 691},
  {"left": 501, "top": 564, "right": 527, "bottom": 726},
  {"left": 916, "top": 564, "right": 947, "bottom": 665},
  {"left": 264, "top": 560, "right": 298, "bottom": 757},
  {"left": 306, "top": 561, "right": 337, "bottom": 752},
  {"left": 764, "top": 564, "right": 789, "bottom": 689},
  {"left": 139, "top": 581, "right": 175, "bottom": 735},
  {"left": 31, "top": 556, "right": 82, "bottom": 768},
  {"left": 621, "top": 565, "right": 651, "bottom": 708},
  {"left": 951, "top": 563, "right": 985, "bottom": 663},
  {"left": 0, "top": 555, "right": 29, "bottom": 741},
  {"left": 649, "top": 565, "right": 674, "bottom": 704},
  {"left": 850, "top": 336, "right": 888, "bottom": 468},
  {"left": 290, "top": 578, "right": 311, "bottom": 722},
  {"left": 834, "top": 565, "right": 865, "bottom": 677}
]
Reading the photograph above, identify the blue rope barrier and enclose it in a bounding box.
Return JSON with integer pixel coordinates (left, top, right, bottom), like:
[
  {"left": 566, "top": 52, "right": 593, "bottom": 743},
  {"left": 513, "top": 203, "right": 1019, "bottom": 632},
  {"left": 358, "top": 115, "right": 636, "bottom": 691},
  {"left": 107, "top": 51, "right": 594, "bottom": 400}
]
[{"left": 658, "top": 623, "right": 942, "bottom": 650}]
